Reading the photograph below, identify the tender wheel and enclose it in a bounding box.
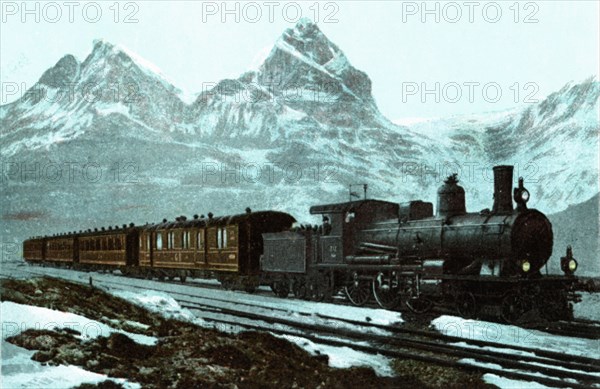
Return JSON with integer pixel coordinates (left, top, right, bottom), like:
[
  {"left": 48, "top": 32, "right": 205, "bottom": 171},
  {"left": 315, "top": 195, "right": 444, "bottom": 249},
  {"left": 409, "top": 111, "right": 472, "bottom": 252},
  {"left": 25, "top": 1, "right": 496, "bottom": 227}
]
[
  {"left": 501, "top": 293, "right": 528, "bottom": 323},
  {"left": 344, "top": 276, "right": 371, "bottom": 306},
  {"left": 273, "top": 280, "right": 289, "bottom": 298},
  {"left": 219, "top": 277, "right": 233, "bottom": 290},
  {"left": 456, "top": 292, "right": 478, "bottom": 318},
  {"left": 372, "top": 272, "right": 401, "bottom": 310},
  {"left": 292, "top": 279, "right": 307, "bottom": 299},
  {"left": 308, "top": 279, "right": 325, "bottom": 302}
]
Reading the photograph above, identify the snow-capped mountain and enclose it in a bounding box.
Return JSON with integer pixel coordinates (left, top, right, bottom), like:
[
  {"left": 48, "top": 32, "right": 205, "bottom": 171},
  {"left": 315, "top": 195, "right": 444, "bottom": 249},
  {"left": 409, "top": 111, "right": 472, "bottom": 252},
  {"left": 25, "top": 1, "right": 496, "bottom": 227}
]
[
  {"left": 400, "top": 78, "right": 600, "bottom": 211},
  {"left": 1, "top": 19, "right": 598, "bottom": 274}
]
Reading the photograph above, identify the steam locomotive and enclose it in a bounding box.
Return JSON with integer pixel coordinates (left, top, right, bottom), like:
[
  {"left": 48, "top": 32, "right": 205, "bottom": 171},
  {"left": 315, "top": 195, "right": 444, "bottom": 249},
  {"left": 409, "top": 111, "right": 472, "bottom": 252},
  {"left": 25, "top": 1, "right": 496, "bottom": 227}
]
[
  {"left": 23, "top": 165, "right": 580, "bottom": 322},
  {"left": 261, "top": 165, "right": 579, "bottom": 321}
]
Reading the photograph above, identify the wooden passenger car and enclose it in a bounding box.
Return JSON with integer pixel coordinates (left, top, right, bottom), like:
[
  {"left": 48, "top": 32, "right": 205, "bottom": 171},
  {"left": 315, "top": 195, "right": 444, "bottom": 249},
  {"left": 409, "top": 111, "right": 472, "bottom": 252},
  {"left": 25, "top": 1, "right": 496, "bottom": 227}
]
[
  {"left": 78, "top": 226, "right": 139, "bottom": 270},
  {"left": 139, "top": 210, "right": 295, "bottom": 286},
  {"left": 23, "top": 237, "right": 46, "bottom": 264},
  {"left": 44, "top": 235, "right": 76, "bottom": 265},
  {"left": 139, "top": 218, "right": 204, "bottom": 274}
]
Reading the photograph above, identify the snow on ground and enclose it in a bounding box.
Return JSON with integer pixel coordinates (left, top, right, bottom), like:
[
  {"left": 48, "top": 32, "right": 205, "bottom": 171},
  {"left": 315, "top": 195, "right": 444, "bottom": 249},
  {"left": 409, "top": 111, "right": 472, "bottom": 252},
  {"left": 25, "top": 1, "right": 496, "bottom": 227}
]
[
  {"left": 1, "top": 301, "right": 145, "bottom": 389},
  {"left": 1, "top": 354, "right": 140, "bottom": 389},
  {"left": 8, "top": 264, "right": 600, "bottom": 387},
  {"left": 481, "top": 373, "right": 551, "bottom": 389},
  {"left": 1, "top": 358, "right": 140, "bottom": 389},
  {"left": 574, "top": 292, "right": 600, "bottom": 321},
  {"left": 111, "top": 289, "right": 205, "bottom": 325},
  {"left": 460, "top": 359, "right": 554, "bottom": 389},
  {"left": 1, "top": 301, "right": 157, "bottom": 345},
  {"left": 111, "top": 286, "right": 399, "bottom": 377},
  {"left": 432, "top": 315, "right": 600, "bottom": 359},
  {"left": 14, "top": 264, "right": 402, "bottom": 329},
  {"left": 110, "top": 274, "right": 403, "bottom": 326},
  {"left": 1, "top": 265, "right": 401, "bottom": 381},
  {"left": 278, "top": 334, "right": 395, "bottom": 377}
]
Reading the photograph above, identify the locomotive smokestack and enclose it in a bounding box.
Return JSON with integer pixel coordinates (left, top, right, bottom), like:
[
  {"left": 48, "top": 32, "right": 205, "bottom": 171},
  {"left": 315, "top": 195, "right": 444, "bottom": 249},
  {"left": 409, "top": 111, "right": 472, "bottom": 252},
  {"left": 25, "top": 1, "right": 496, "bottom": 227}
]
[{"left": 492, "top": 165, "right": 514, "bottom": 214}]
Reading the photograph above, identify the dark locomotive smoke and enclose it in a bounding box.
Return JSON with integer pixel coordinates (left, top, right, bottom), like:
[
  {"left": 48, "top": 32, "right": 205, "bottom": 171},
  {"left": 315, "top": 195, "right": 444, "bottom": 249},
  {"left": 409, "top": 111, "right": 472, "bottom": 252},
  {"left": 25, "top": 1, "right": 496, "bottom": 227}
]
[{"left": 493, "top": 165, "right": 514, "bottom": 214}]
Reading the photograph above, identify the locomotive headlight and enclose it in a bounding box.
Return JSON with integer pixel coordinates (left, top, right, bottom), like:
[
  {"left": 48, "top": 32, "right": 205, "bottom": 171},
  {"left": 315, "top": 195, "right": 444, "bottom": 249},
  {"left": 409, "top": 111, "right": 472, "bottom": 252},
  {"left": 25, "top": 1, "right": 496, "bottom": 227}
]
[
  {"left": 560, "top": 246, "right": 577, "bottom": 275},
  {"left": 514, "top": 178, "right": 530, "bottom": 209},
  {"left": 521, "top": 260, "right": 531, "bottom": 273}
]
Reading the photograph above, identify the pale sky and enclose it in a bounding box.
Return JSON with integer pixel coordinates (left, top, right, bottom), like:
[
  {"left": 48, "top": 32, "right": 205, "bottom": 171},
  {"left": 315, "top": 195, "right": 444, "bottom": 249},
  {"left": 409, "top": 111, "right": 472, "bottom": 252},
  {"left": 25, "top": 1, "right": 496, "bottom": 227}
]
[{"left": 1, "top": 0, "right": 598, "bottom": 120}]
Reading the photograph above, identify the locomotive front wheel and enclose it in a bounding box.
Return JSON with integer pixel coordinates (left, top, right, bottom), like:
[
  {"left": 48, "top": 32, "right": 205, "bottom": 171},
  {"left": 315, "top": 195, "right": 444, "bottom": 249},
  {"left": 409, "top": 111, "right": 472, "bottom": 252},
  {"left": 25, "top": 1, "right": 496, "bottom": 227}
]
[
  {"left": 344, "top": 280, "right": 371, "bottom": 306},
  {"left": 540, "top": 290, "right": 571, "bottom": 321}
]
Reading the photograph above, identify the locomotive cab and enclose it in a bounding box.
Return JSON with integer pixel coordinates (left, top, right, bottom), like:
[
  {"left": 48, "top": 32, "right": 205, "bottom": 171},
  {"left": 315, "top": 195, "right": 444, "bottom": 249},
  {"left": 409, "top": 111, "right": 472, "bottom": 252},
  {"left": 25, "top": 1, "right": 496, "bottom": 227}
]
[{"left": 309, "top": 200, "right": 400, "bottom": 264}]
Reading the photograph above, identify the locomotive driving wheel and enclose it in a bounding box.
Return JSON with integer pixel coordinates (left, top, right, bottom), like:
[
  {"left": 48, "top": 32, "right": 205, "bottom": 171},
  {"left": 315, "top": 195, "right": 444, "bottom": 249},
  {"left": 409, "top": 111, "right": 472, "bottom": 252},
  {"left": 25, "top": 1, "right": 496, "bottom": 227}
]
[
  {"left": 456, "top": 292, "right": 478, "bottom": 318},
  {"left": 345, "top": 281, "right": 371, "bottom": 306},
  {"left": 344, "top": 272, "right": 371, "bottom": 306},
  {"left": 406, "top": 295, "right": 433, "bottom": 314},
  {"left": 372, "top": 272, "right": 401, "bottom": 310}
]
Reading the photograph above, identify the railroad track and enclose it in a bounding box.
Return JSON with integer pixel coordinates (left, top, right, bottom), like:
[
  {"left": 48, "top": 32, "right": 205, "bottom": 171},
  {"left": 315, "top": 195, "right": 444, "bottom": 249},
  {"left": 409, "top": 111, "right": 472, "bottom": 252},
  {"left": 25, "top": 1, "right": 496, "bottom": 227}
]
[
  {"left": 96, "top": 279, "right": 600, "bottom": 387},
  {"left": 8, "top": 264, "right": 600, "bottom": 388},
  {"left": 536, "top": 320, "right": 600, "bottom": 339},
  {"left": 195, "top": 316, "right": 600, "bottom": 389},
  {"left": 11, "top": 263, "right": 600, "bottom": 342},
  {"left": 17, "top": 263, "right": 600, "bottom": 330}
]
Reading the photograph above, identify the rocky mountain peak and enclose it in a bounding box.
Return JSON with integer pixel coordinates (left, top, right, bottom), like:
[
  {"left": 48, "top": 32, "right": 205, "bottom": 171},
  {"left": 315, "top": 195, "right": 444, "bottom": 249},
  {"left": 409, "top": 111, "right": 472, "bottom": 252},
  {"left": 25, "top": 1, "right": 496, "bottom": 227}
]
[
  {"left": 278, "top": 17, "right": 339, "bottom": 65},
  {"left": 254, "top": 18, "right": 373, "bottom": 104},
  {"left": 38, "top": 54, "right": 80, "bottom": 88}
]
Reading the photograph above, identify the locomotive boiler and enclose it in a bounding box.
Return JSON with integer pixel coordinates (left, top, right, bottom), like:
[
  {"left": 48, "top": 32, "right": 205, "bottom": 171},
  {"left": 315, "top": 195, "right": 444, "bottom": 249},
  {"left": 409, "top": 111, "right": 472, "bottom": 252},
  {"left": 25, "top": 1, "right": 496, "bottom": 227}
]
[{"left": 356, "top": 166, "right": 553, "bottom": 278}]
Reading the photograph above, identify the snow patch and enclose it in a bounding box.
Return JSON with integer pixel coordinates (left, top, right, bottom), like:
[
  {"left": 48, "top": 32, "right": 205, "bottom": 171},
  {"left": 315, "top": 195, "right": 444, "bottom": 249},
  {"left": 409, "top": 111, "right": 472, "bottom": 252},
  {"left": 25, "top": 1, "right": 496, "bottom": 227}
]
[
  {"left": 110, "top": 289, "right": 204, "bottom": 325},
  {"left": 277, "top": 334, "right": 395, "bottom": 377},
  {"left": 482, "top": 373, "right": 550, "bottom": 389},
  {"left": 574, "top": 292, "right": 600, "bottom": 321},
  {"left": 1, "top": 363, "right": 140, "bottom": 389},
  {"left": 95, "top": 102, "right": 130, "bottom": 116},
  {"left": 1, "top": 301, "right": 146, "bottom": 389},
  {"left": 432, "top": 315, "right": 600, "bottom": 359},
  {"left": 1, "top": 301, "right": 157, "bottom": 345}
]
